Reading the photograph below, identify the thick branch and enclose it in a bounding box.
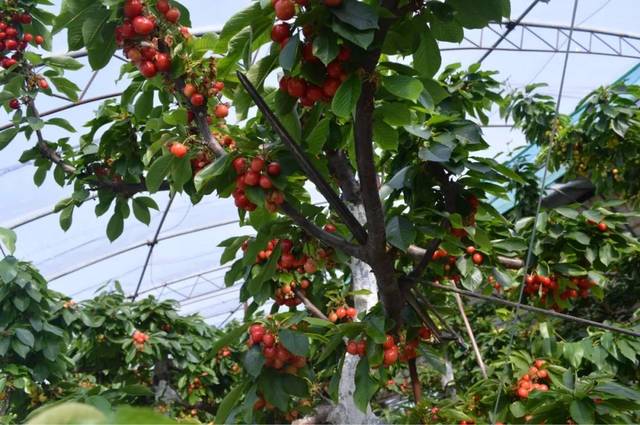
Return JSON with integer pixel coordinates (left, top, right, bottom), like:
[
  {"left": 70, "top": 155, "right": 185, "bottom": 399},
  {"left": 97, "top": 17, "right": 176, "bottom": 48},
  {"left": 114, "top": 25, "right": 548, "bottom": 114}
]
[
  {"left": 280, "top": 201, "right": 364, "bottom": 260},
  {"left": 236, "top": 71, "right": 368, "bottom": 245},
  {"left": 293, "top": 287, "right": 329, "bottom": 321},
  {"left": 408, "top": 238, "right": 442, "bottom": 279},
  {"left": 408, "top": 358, "right": 422, "bottom": 403},
  {"left": 326, "top": 149, "right": 361, "bottom": 204}
]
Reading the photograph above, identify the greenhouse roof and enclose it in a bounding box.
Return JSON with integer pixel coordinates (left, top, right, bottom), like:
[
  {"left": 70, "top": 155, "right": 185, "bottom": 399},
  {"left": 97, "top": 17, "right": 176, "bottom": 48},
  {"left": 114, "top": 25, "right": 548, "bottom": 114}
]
[{"left": 1, "top": 0, "right": 639, "bottom": 326}]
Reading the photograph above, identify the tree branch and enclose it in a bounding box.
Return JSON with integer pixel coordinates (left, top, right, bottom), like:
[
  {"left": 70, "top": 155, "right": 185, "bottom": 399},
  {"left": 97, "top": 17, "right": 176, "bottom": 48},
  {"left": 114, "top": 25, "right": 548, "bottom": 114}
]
[
  {"left": 280, "top": 201, "right": 364, "bottom": 260},
  {"left": 293, "top": 287, "right": 329, "bottom": 321},
  {"left": 236, "top": 71, "right": 368, "bottom": 245},
  {"left": 407, "top": 245, "right": 524, "bottom": 270},
  {"left": 453, "top": 292, "right": 488, "bottom": 379},
  {"left": 408, "top": 358, "right": 422, "bottom": 403},
  {"left": 326, "top": 149, "right": 361, "bottom": 204}
]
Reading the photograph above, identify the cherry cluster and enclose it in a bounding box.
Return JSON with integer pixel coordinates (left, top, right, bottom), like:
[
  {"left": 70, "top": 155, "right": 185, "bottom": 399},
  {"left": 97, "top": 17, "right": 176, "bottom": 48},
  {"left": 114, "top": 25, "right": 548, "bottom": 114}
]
[
  {"left": 216, "top": 346, "right": 232, "bottom": 359},
  {"left": 515, "top": 359, "right": 550, "bottom": 399},
  {"left": 345, "top": 338, "right": 367, "bottom": 356},
  {"left": 274, "top": 278, "right": 311, "bottom": 307},
  {"left": 131, "top": 329, "right": 150, "bottom": 350},
  {"left": 524, "top": 273, "right": 595, "bottom": 309},
  {"left": 232, "top": 156, "right": 284, "bottom": 212},
  {"left": 116, "top": 0, "right": 185, "bottom": 79},
  {"left": 269, "top": 0, "right": 353, "bottom": 108},
  {"left": 327, "top": 305, "right": 357, "bottom": 323},
  {"left": 450, "top": 194, "right": 480, "bottom": 239},
  {"left": 586, "top": 219, "right": 609, "bottom": 232},
  {"left": 248, "top": 324, "right": 307, "bottom": 373},
  {"left": 431, "top": 248, "right": 461, "bottom": 284}
]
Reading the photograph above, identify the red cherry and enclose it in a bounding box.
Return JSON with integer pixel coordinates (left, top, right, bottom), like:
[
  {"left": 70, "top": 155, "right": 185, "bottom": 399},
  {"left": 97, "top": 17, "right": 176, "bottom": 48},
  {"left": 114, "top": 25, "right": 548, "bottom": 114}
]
[
  {"left": 259, "top": 175, "right": 273, "bottom": 189},
  {"left": 472, "top": 253, "right": 483, "bottom": 265},
  {"left": 280, "top": 239, "right": 293, "bottom": 253},
  {"left": 346, "top": 307, "right": 357, "bottom": 319},
  {"left": 302, "top": 43, "right": 319, "bottom": 62},
  {"left": 597, "top": 222, "right": 608, "bottom": 232},
  {"left": 327, "top": 61, "right": 343, "bottom": 79},
  {"left": 141, "top": 46, "right": 157, "bottom": 60},
  {"left": 5, "top": 27, "right": 17, "bottom": 37},
  {"left": 191, "top": 93, "right": 205, "bottom": 106},
  {"left": 170, "top": 142, "right": 189, "bottom": 158},
  {"left": 466, "top": 246, "right": 476, "bottom": 255},
  {"left": 322, "top": 78, "right": 340, "bottom": 97},
  {"left": 120, "top": 21, "right": 135, "bottom": 38},
  {"left": 335, "top": 307, "right": 346, "bottom": 319},
  {"left": 215, "top": 104, "right": 229, "bottom": 118},
  {"left": 383, "top": 335, "right": 395, "bottom": 350},
  {"left": 346, "top": 341, "right": 358, "bottom": 355},
  {"left": 34, "top": 35, "right": 44, "bottom": 45},
  {"left": 9, "top": 98, "right": 20, "bottom": 110},
  {"left": 250, "top": 157, "right": 265, "bottom": 172},
  {"left": 124, "top": 0, "right": 144, "bottom": 18},
  {"left": 183, "top": 83, "right": 196, "bottom": 98},
  {"left": 328, "top": 311, "right": 338, "bottom": 322},
  {"left": 22, "top": 33, "right": 33, "bottom": 43},
  {"left": 20, "top": 14, "right": 32, "bottom": 24},
  {"left": 337, "top": 45, "right": 351, "bottom": 61},
  {"left": 244, "top": 171, "right": 260, "bottom": 186},
  {"left": 132, "top": 16, "right": 155, "bottom": 35},
  {"left": 5, "top": 39, "right": 17, "bottom": 50},
  {"left": 383, "top": 348, "right": 398, "bottom": 365},
  {"left": 324, "top": 224, "right": 337, "bottom": 233},
  {"left": 139, "top": 61, "right": 157, "bottom": 78},
  {"left": 517, "top": 387, "right": 529, "bottom": 399},
  {"left": 274, "top": 0, "right": 296, "bottom": 20},
  {"left": 165, "top": 8, "right": 181, "bottom": 23},
  {"left": 155, "top": 53, "right": 171, "bottom": 72},
  {"left": 267, "top": 162, "right": 281, "bottom": 176},
  {"left": 262, "top": 333, "right": 275, "bottom": 348},
  {"left": 156, "top": 0, "right": 170, "bottom": 14},
  {"left": 271, "top": 23, "right": 290, "bottom": 43},
  {"left": 37, "top": 79, "right": 49, "bottom": 90},
  {"left": 287, "top": 78, "right": 307, "bottom": 98}
]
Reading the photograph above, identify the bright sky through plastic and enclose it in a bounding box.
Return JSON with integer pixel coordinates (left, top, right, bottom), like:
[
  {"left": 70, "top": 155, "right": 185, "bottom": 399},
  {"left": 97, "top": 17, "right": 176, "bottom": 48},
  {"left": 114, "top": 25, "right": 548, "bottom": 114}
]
[{"left": 0, "top": 0, "right": 638, "bottom": 326}]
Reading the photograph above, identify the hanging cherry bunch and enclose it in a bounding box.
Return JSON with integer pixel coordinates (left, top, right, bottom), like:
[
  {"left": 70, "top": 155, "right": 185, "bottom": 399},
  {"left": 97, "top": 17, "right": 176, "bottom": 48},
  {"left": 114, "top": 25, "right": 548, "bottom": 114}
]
[
  {"left": 247, "top": 323, "right": 308, "bottom": 373},
  {"left": 232, "top": 156, "right": 284, "bottom": 212},
  {"left": 269, "top": 0, "right": 355, "bottom": 108},
  {"left": 524, "top": 273, "right": 595, "bottom": 310},
  {"left": 345, "top": 338, "right": 367, "bottom": 356},
  {"left": 131, "top": 329, "right": 150, "bottom": 350},
  {"left": 327, "top": 304, "right": 357, "bottom": 323},
  {"left": 514, "top": 359, "right": 550, "bottom": 399},
  {"left": 450, "top": 194, "right": 480, "bottom": 239},
  {"left": 274, "top": 278, "right": 312, "bottom": 307}
]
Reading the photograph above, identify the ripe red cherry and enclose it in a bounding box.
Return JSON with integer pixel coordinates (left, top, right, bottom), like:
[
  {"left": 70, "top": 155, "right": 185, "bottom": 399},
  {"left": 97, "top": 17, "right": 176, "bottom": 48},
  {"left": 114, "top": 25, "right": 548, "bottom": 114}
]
[
  {"left": 37, "top": 79, "right": 49, "bottom": 90},
  {"left": 233, "top": 157, "right": 248, "bottom": 174},
  {"left": 346, "top": 341, "right": 358, "bottom": 355},
  {"left": 20, "top": 14, "right": 32, "bottom": 24},
  {"left": 34, "top": 35, "right": 44, "bottom": 45},
  {"left": 383, "top": 348, "right": 398, "bottom": 365},
  {"left": 466, "top": 246, "right": 476, "bottom": 255},
  {"left": 336, "top": 307, "right": 346, "bottom": 319},
  {"left": 5, "top": 39, "right": 18, "bottom": 50},
  {"left": 324, "top": 0, "right": 343, "bottom": 6},
  {"left": 183, "top": 83, "right": 196, "bottom": 98},
  {"left": 327, "top": 61, "right": 343, "bottom": 79},
  {"left": 250, "top": 157, "right": 265, "bottom": 172},
  {"left": 267, "top": 162, "right": 281, "bottom": 177},
  {"left": 271, "top": 23, "right": 290, "bottom": 43},
  {"left": 191, "top": 93, "right": 205, "bottom": 106},
  {"left": 322, "top": 78, "right": 341, "bottom": 97},
  {"left": 324, "top": 224, "right": 337, "bottom": 233},
  {"left": 597, "top": 222, "right": 608, "bottom": 232},
  {"left": 472, "top": 253, "right": 483, "bottom": 265},
  {"left": 302, "top": 43, "right": 319, "bottom": 62},
  {"left": 156, "top": 0, "right": 170, "bottom": 14},
  {"left": 141, "top": 46, "right": 157, "bottom": 60},
  {"left": 275, "top": 0, "right": 296, "bottom": 20},
  {"left": 165, "top": 8, "right": 181, "bottom": 23},
  {"left": 215, "top": 104, "right": 229, "bottom": 118},
  {"left": 517, "top": 387, "right": 529, "bottom": 398},
  {"left": 124, "top": 0, "right": 144, "bottom": 18},
  {"left": 139, "top": 61, "right": 157, "bottom": 78},
  {"left": 337, "top": 45, "right": 351, "bottom": 61},
  {"left": 244, "top": 171, "right": 260, "bottom": 186},
  {"left": 155, "top": 53, "right": 171, "bottom": 72},
  {"left": 280, "top": 239, "right": 293, "bottom": 253},
  {"left": 287, "top": 78, "right": 306, "bottom": 98},
  {"left": 346, "top": 307, "right": 357, "bottom": 319},
  {"left": 262, "top": 333, "right": 275, "bottom": 348},
  {"left": 5, "top": 27, "right": 17, "bottom": 37},
  {"left": 383, "top": 335, "right": 395, "bottom": 350},
  {"left": 22, "top": 33, "right": 33, "bottom": 43},
  {"left": 328, "top": 311, "right": 338, "bottom": 322},
  {"left": 170, "top": 142, "right": 188, "bottom": 158},
  {"left": 259, "top": 175, "right": 273, "bottom": 189},
  {"left": 9, "top": 98, "right": 20, "bottom": 110},
  {"left": 132, "top": 16, "right": 155, "bottom": 35}
]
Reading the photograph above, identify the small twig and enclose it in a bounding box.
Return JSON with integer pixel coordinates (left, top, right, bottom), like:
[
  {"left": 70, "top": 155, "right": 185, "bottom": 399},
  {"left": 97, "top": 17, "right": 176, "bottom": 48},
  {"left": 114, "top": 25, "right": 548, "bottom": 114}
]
[
  {"left": 424, "top": 281, "right": 640, "bottom": 338},
  {"left": 453, "top": 292, "right": 488, "bottom": 379},
  {"left": 409, "top": 238, "right": 442, "bottom": 279},
  {"left": 408, "top": 358, "right": 422, "bottom": 403},
  {"left": 403, "top": 288, "right": 443, "bottom": 342},
  {"left": 236, "top": 71, "right": 368, "bottom": 245},
  {"left": 293, "top": 287, "right": 329, "bottom": 321},
  {"left": 280, "top": 201, "right": 364, "bottom": 260},
  {"left": 411, "top": 289, "right": 467, "bottom": 347}
]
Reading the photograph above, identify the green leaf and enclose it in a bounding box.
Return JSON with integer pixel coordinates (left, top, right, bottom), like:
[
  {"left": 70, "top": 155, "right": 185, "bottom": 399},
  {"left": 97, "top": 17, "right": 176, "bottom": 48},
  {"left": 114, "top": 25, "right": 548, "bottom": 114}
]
[
  {"left": 373, "top": 120, "right": 399, "bottom": 151},
  {"left": 59, "top": 205, "right": 74, "bottom": 231},
  {"left": 377, "top": 103, "right": 412, "bottom": 126},
  {"left": 413, "top": 30, "right": 441, "bottom": 78},
  {"left": 595, "top": 382, "right": 640, "bottom": 401},
  {"left": 599, "top": 244, "right": 613, "bottom": 266},
  {"left": 15, "top": 329, "right": 35, "bottom": 348},
  {"left": 0, "top": 228, "right": 17, "bottom": 254},
  {"left": 106, "top": 213, "right": 124, "bottom": 242},
  {"left": 0, "top": 127, "right": 19, "bottom": 151},
  {"left": 243, "top": 345, "right": 265, "bottom": 377},
  {"left": 194, "top": 154, "right": 231, "bottom": 193},
  {"left": 330, "top": 0, "right": 379, "bottom": 30},
  {"left": 306, "top": 118, "right": 331, "bottom": 155},
  {"left": 171, "top": 157, "right": 193, "bottom": 190},
  {"left": 11, "top": 340, "right": 29, "bottom": 358},
  {"left": 279, "top": 36, "right": 300, "bottom": 72},
  {"left": 446, "top": 0, "right": 505, "bottom": 28},
  {"left": 50, "top": 76, "right": 81, "bottom": 102},
  {"left": 43, "top": 56, "right": 83, "bottom": 70},
  {"left": 332, "top": 74, "right": 361, "bottom": 118},
  {"left": 215, "top": 383, "right": 246, "bottom": 425},
  {"left": 122, "top": 385, "right": 154, "bottom": 396},
  {"left": 46, "top": 118, "right": 76, "bottom": 133},
  {"left": 462, "top": 267, "right": 483, "bottom": 291},
  {"left": 331, "top": 20, "right": 374, "bottom": 49},
  {"left": 569, "top": 399, "right": 595, "bottom": 425},
  {"left": 353, "top": 356, "right": 377, "bottom": 413},
  {"left": 312, "top": 33, "right": 339, "bottom": 65},
  {"left": 135, "top": 90, "right": 155, "bottom": 120},
  {"left": 217, "top": 3, "right": 263, "bottom": 53},
  {"left": 0, "top": 258, "right": 18, "bottom": 283},
  {"left": 382, "top": 75, "right": 424, "bottom": 102},
  {"left": 566, "top": 232, "right": 590, "bottom": 245},
  {"left": 386, "top": 216, "right": 416, "bottom": 251},
  {"left": 279, "top": 329, "right": 309, "bottom": 357},
  {"left": 146, "top": 154, "right": 172, "bottom": 193},
  {"left": 419, "top": 142, "right": 453, "bottom": 162},
  {"left": 563, "top": 342, "right": 584, "bottom": 369},
  {"left": 132, "top": 199, "right": 151, "bottom": 225},
  {"left": 510, "top": 401, "right": 526, "bottom": 418}
]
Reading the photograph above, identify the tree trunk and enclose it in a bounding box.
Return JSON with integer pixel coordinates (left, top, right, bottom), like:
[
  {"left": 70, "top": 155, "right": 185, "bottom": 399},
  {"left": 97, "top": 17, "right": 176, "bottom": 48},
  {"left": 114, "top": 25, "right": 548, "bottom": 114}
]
[{"left": 327, "top": 203, "right": 382, "bottom": 425}]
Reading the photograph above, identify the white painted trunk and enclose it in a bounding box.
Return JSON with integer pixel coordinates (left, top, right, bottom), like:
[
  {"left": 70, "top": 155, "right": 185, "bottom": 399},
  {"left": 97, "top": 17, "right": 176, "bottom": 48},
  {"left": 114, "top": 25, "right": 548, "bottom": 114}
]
[{"left": 326, "top": 203, "right": 381, "bottom": 425}]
